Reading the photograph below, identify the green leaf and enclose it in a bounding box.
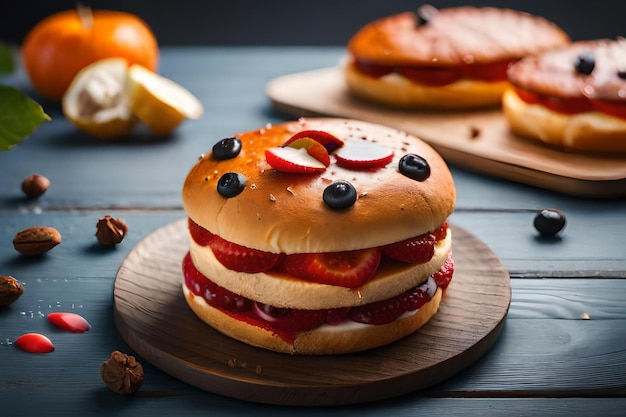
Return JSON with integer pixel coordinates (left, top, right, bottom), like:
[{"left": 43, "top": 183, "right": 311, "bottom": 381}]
[
  {"left": 0, "top": 85, "right": 51, "bottom": 151},
  {"left": 0, "top": 42, "right": 13, "bottom": 74}
]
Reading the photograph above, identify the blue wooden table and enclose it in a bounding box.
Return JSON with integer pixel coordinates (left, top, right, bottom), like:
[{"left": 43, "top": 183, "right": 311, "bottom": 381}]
[{"left": 1, "top": 47, "right": 626, "bottom": 416}]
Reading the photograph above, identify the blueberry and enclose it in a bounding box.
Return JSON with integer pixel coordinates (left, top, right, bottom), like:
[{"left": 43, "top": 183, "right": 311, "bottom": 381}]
[
  {"left": 533, "top": 209, "right": 566, "bottom": 235},
  {"left": 212, "top": 137, "right": 242, "bottom": 160},
  {"left": 217, "top": 172, "right": 246, "bottom": 198},
  {"left": 399, "top": 154, "right": 430, "bottom": 181},
  {"left": 323, "top": 181, "right": 357, "bottom": 209},
  {"left": 573, "top": 51, "right": 595, "bottom": 75}
]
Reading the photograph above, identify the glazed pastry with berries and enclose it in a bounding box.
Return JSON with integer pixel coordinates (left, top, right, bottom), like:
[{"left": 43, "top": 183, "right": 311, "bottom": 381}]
[
  {"left": 344, "top": 5, "right": 569, "bottom": 110},
  {"left": 181, "top": 118, "right": 456, "bottom": 355},
  {"left": 504, "top": 38, "right": 626, "bottom": 153}
]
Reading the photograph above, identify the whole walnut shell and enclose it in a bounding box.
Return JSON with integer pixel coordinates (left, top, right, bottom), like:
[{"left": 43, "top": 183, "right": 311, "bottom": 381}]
[
  {"left": 0, "top": 276, "right": 24, "bottom": 307},
  {"left": 95, "top": 216, "right": 128, "bottom": 245},
  {"left": 101, "top": 350, "right": 144, "bottom": 394}
]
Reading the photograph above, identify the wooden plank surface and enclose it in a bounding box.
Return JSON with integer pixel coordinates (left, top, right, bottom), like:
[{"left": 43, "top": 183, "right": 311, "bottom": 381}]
[{"left": 1, "top": 47, "right": 625, "bottom": 416}]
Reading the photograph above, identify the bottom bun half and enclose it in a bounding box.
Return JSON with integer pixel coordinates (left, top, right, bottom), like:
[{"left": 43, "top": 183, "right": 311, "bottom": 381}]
[
  {"left": 502, "top": 88, "right": 626, "bottom": 153},
  {"left": 344, "top": 62, "right": 507, "bottom": 110},
  {"left": 183, "top": 284, "right": 443, "bottom": 355}
]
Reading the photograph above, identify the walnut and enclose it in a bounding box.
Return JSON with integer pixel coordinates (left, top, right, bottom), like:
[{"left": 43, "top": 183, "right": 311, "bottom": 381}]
[
  {"left": 101, "top": 350, "right": 144, "bottom": 394},
  {"left": 95, "top": 215, "right": 128, "bottom": 245},
  {"left": 0, "top": 276, "right": 24, "bottom": 307}
]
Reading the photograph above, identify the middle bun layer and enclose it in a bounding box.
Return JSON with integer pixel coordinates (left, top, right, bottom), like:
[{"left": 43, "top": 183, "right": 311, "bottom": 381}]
[{"left": 189, "top": 230, "right": 451, "bottom": 309}]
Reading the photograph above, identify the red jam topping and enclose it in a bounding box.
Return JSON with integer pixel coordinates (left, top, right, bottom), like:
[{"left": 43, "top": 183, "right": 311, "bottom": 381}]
[
  {"left": 183, "top": 252, "right": 453, "bottom": 343},
  {"left": 353, "top": 59, "right": 511, "bottom": 86},
  {"left": 515, "top": 87, "right": 626, "bottom": 120}
]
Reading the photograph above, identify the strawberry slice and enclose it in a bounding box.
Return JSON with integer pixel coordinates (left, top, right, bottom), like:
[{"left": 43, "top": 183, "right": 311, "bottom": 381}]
[
  {"left": 283, "top": 130, "right": 344, "bottom": 152},
  {"left": 433, "top": 253, "right": 454, "bottom": 289},
  {"left": 382, "top": 232, "right": 436, "bottom": 263},
  {"left": 208, "top": 235, "right": 283, "bottom": 273},
  {"left": 183, "top": 253, "right": 252, "bottom": 311},
  {"left": 265, "top": 147, "right": 327, "bottom": 174},
  {"left": 253, "top": 303, "right": 326, "bottom": 332},
  {"left": 349, "top": 279, "right": 434, "bottom": 325},
  {"left": 188, "top": 218, "right": 215, "bottom": 246},
  {"left": 281, "top": 248, "right": 381, "bottom": 288},
  {"left": 285, "top": 137, "right": 331, "bottom": 166},
  {"left": 334, "top": 140, "right": 394, "bottom": 170}
]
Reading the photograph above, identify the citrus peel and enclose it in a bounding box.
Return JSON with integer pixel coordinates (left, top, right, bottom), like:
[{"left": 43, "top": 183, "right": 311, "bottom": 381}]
[{"left": 127, "top": 64, "right": 204, "bottom": 136}]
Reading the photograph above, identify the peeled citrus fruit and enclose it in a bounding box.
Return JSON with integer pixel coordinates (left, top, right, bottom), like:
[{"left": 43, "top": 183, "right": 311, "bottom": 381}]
[
  {"left": 127, "top": 64, "right": 204, "bottom": 136},
  {"left": 62, "top": 58, "right": 203, "bottom": 139},
  {"left": 62, "top": 58, "right": 136, "bottom": 139},
  {"left": 22, "top": 7, "right": 158, "bottom": 101}
]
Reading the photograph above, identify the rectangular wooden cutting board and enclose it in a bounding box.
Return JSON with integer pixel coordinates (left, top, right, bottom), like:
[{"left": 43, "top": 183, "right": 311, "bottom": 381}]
[{"left": 266, "top": 67, "right": 626, "bottom": 198}]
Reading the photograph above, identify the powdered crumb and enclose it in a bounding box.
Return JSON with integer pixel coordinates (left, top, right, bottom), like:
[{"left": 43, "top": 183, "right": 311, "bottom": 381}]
[
  {"left": 255, "top": 364, "right": 263, "bottom": 375},
  {"left": 581, "top": 313, "right": 590, "bottom": 320},
  {"left": 469, "top": 125, "right": 481, "bottom": 139}
]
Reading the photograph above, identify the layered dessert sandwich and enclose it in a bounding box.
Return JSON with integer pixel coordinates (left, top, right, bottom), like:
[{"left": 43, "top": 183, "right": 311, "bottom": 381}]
[
  {"left": 181, "top": 118, "right": 456, "bottom": 354},
  {"left": 344, "top": 5, "right": 570, "bottom": 110},
  {"left": 504, "top": 38, "right": 626, "bottom": 153}
]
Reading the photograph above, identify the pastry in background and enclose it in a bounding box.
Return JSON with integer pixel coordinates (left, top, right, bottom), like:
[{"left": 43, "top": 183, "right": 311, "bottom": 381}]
[
  {"left": 344, "top": 5, "right": 570, "bottom": 110},
  {"left": 504, "top": 38, "right": 626, "bottom": 153}
]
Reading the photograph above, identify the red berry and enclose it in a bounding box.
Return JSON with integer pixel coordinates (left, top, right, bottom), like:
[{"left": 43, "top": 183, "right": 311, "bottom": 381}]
[
  {"left": 285, "top": 137, "right": 331, "bottom": 167},
  {"left": 183, "top": 253, "right": 252, "bottom": 311},
  {"left": 188, "top": 218, "right": 215, "bottom": 246},
  {"left": 47, "top": 312, "right": 91, "bottom": 333},
  {"left": 334, "top": 140, "right": 394, "bottom": 170},
  {"left": 382, "top": 232, "right": 436, "bottom": 263},
  {"left": 349, "top": 279, "right": 434, "bottom": 325},
  {"left": 207, "top": 235, "right": 283, "bottom": 273},
  {"left": 433, "top": 254, "right": 454, "bottom": 289},
  {"left": 15, "top": 333, "right": 55, "bottom": 353},
  {"left": 265, "top": 147, "right": 327, "bottom": 174},
  {"left": 282, "top": 130, "right": 344, "bottom": 152},
  {"left": 325, "top": 307, "right": 351, "bottom": 325},
  {"left": 281, "top": 248, "right": 381, "bottom": 288},
  {"left": 253, "top": 303, "right": 326, "bottom": 332}
]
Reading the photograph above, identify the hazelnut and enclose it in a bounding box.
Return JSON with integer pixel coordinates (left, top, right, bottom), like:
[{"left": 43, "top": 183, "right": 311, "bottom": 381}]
[
  {"left": 12, "top": 226, "right": 62, "bottom": 256},
  {"left": 21, "top": 174, "right": 50, "bottom": 198},
  {"left": 101, "top": 350, "right": 144, "bottom": 394},
  {"left": 0, "top": 276, "right": 24, "bottom": 307},
  {"left": 95, "top": 216, "right": 128, "bottom": 245}
]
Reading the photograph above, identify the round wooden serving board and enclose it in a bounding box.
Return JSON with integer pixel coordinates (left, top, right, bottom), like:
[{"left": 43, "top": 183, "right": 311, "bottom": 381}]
[
  {"left": 113, "top": 219, "right": 511, "bottom": 406},
  {"left": 266, "top": 67, "right": 626, "bottom": 198}
]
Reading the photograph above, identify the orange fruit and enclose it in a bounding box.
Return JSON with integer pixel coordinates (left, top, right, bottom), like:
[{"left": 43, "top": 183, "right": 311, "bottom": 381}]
[{"left": 22, "top": 7, "right": 159, "bottom": 101}]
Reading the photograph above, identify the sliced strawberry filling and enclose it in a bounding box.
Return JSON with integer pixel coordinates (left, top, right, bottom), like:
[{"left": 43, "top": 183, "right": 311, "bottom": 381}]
[
  {"left": 188, "top": 218, "right": 448, "bottom": 288},
  {"left": 353, "top": 59, "right": 511, "bottom": 87},
  {"left": 514, "top": 87, "right": 626, "bottom": 120},
  {"left": 183, "top": 252, "right": 454, "bottom": 343}
]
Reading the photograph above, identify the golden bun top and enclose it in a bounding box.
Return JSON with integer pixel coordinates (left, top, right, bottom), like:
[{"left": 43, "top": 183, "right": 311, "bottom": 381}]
[
  {"left": 347, "top": 7, "right": 570, "bottom": 66},
  {"left": 182, "top": 118, "right": 455, "bottom": 254},
  {"left": 508, "top": 38, "right": 626, "bottom": 101}
]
